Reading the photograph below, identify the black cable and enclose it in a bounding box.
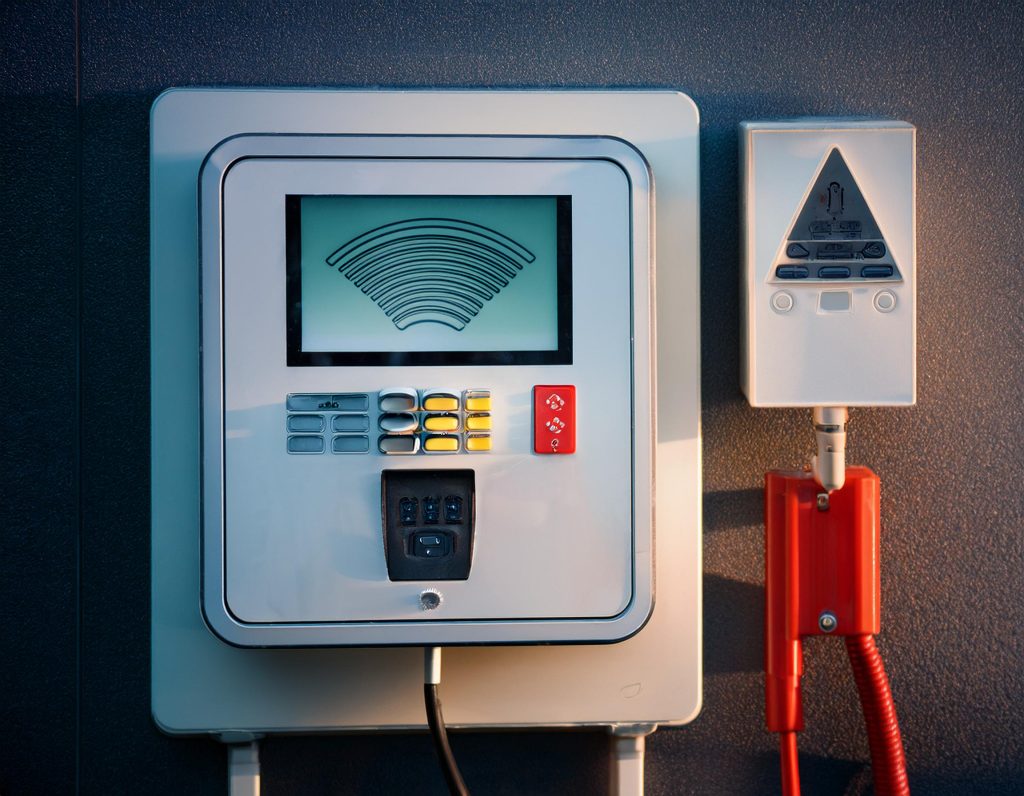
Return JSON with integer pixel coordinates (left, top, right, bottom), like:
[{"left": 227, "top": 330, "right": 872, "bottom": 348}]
[{"left": 424, "top": 683, "right": 470, "bottom": 796}]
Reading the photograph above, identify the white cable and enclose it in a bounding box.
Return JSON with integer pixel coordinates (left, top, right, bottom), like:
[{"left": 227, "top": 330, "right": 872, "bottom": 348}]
[
  {"left": 228, "top": 741, "right": 261, "bottom": 796},
  {"left": 610, "top": 726, "right": 656, "bottom": 796}
]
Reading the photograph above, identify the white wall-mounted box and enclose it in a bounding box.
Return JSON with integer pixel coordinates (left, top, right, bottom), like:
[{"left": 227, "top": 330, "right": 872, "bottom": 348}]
[
  {"left": 741, "top": 120, "right": 916, "bottom": 407},
  {"left": 151, "top": 89, "right": 702, "bottom": 734}
]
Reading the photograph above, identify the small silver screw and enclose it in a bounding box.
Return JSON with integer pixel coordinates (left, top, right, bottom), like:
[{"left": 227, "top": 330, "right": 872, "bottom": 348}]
[
  {"left": 419, "top": 590, "right": 442, "bottom": 611},
  {"left": 816, "top": 492, "right": 830, "bottom": 511},
  {"left": 818, "top": 611, "right": 838, "bottom": 633}
]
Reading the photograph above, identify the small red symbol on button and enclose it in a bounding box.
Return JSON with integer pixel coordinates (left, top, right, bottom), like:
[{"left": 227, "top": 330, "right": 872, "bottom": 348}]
[{"left": 534, "top": 385, "right": 575, "bottom": 455}]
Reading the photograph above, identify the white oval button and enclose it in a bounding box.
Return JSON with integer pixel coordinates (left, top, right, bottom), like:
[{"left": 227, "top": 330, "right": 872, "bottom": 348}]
[{"left": 379, "top": 412, "right": 419, "bottom": 433}]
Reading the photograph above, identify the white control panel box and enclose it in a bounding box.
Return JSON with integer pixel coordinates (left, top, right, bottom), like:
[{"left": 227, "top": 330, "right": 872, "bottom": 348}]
[
  {"left": 151, "top": 89, "right": 701, "bottom": 733},
  {"left": 200, "top": 134, "right": 654, "bottom": 646},
  {"left": 740, "top": 120, "right": 916, "bottom": 407}
]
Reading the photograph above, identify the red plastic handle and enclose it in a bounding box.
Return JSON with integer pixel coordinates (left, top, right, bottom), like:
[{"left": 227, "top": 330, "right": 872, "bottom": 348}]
[{"left": 764, "top": 467, "right": 881, "bottom": 733}]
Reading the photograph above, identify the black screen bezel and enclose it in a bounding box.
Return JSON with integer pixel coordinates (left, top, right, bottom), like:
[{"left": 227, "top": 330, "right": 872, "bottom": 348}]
[{"left": 285, "top": 195, "right": 573, "bottom": 367}]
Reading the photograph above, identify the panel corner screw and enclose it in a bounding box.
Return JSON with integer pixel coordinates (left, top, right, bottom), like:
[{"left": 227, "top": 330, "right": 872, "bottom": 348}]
[{"left": 818, "top": 611, "right": 838, "bottom": 633}]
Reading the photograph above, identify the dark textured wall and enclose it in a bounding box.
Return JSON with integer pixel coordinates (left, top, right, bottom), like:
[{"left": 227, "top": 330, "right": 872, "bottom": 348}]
[{"left": 2, "top": 1, "right": 1022, "bottom": 793}]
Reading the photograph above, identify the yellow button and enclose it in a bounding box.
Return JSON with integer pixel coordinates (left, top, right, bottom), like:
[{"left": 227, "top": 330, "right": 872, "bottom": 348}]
[
  {"left": 465, "top": 435, "right": 492, "bottom": 452},
  {"left": 465, "top": 413, "right": 492, "bottom": 431},
  {"left": 424, "top": 414, "right": 459, "bottom": 432},
  {"left": 424, "top": 435, "right": 459, "bottom": 452},
  {"left": 465, "top": 396, "right": 491, "bottom": 412},
  {"left": 423, "top": 396, "right": 459, "bottom": 411}
]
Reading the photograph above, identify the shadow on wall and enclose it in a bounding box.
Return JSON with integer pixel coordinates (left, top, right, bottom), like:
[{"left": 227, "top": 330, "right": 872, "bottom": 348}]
[{"left": 703, "top": 488, "right": 764, "bottom": 676}]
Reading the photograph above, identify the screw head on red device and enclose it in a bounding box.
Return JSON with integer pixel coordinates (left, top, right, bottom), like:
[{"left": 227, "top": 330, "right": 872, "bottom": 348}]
[{"left": 818, "top": 612, "right": 838, "bottom": 633}]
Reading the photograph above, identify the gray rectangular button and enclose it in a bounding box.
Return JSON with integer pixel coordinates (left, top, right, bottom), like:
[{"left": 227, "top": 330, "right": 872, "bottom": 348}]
[
  {"left": 332, "top": 414, "right": 369, "bottom": 433},
  {"left": 287, "top": 393, "right": 368, "bottom": 412},
  {"left": 287, "top": 394, "right": 333, "bottom": 412},
  {"left": 332, "top": 435, "right": 370, "bottom": 454},
  {"left": 819, "top": 291, "right": 851, "bottom": 312},
  {"left": 333, "top": 394, "right": 369, "bottom": 412},
  {"left": 287, "top": 435, "right": 325, "bottom": 454},
  {"left": 288, "top": 414, "right": 325, "bottom": 433}
]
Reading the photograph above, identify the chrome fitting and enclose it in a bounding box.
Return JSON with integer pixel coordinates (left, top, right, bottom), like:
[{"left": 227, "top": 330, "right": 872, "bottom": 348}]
[{"left": 811, "top": 406, "right": 848, "bottom": 493}]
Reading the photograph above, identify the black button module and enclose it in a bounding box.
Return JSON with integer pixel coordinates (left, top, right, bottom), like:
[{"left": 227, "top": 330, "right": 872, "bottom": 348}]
[
  {"left": 818, "top": 266, "right": 851, "bottom": 279},
  {"left": 776, "top": 265, "right": 809, "bottom": 279},
  {"left": 382, "top": 470, "right": 475, "bottom": 581},
  {"left": 861, "top": 265, "right": 894, "bottom": 278}
]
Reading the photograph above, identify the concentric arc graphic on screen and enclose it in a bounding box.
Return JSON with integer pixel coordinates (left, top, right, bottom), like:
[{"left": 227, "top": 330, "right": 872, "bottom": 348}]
[{"left": 325, "top": 217, "right": 536, "bottom": 331}]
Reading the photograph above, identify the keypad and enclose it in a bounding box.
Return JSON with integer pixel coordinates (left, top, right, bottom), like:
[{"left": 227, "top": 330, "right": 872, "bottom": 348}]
[
  {"left": 287, "top": 393, "right": 370, "bottom": 455},
  {"left": 285, "top": 389, "right": 492, "bottom": 455}
]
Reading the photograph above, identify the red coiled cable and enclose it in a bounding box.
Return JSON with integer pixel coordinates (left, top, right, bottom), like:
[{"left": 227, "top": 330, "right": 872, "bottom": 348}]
[{"left": 845, "top": 634, "right": 910, "bottom": 796}]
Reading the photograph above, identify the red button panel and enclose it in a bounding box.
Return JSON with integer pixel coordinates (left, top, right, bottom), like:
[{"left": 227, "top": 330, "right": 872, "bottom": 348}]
[{"left": 533, "top": 385, "right": 576, "bottom": 455}]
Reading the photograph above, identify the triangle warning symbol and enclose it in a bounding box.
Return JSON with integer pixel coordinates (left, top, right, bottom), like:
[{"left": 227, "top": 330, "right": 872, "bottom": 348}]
[{"left": 774, "top": 148, "right": 900, "bottom": 281}]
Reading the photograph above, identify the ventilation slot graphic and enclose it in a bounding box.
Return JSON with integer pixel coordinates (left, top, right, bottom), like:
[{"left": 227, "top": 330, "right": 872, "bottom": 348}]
[
  {"left": 325, "top": 218, "right": 535, "bottom": 331},
  {"left": 773, "top": 148, "right": 900, "bottom": 282}
]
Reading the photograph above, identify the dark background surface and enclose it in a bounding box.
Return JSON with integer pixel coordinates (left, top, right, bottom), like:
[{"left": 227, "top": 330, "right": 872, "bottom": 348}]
[{"left": 2, "top": 1, "right": 1022, "bottom": 793}]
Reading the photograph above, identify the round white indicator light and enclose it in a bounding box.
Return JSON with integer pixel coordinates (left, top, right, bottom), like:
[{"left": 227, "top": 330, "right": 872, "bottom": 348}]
[
  {"left": 874, "top": 290, "right": 897, "bottom": 313},
  {"left": 771, "top": 291, "right": 794, "bottom": 313}
]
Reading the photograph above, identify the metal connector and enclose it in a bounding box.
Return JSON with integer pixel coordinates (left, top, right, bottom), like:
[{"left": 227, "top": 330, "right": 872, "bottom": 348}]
[
  {"left": 811, "top": 407, "right": 848, "bottom": 493},
  {"left": 424, "top": 646, "right": 442, "bottom": 685}
]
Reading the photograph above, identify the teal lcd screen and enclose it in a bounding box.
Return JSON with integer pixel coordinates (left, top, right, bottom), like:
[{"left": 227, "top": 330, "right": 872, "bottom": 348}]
[{"left": 285, "top": 195, "right": 572, "bottom": 366}]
